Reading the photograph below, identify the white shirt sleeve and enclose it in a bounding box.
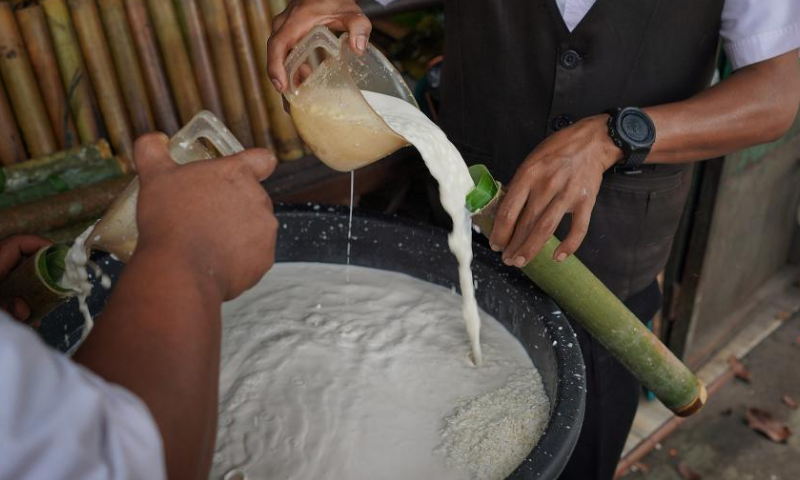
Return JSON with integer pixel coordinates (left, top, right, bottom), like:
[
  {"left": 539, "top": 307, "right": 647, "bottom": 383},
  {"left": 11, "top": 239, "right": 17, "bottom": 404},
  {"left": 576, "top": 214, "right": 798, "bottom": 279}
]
[
  {"left": 0, "top": 315, "right": 166, "bottom": 480},
  {"left": 720, "top": 0, "right": 800, "bottom": 70}
]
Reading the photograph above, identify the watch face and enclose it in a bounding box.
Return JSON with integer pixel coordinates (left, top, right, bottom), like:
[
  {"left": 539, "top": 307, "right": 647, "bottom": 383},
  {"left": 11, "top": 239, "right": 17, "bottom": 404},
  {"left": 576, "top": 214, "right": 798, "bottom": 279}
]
[{"left": 619, "top": 110, "right": 655, "bottom": 147}]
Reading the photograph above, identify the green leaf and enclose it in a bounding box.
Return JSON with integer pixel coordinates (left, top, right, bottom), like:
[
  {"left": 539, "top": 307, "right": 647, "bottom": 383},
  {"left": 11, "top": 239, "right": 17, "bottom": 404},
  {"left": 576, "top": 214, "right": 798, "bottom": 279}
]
[
  {"left": 47, "top": 174, "right": 69, "bottom": 193},
  {"left": 38, "top": 244, "right": 71, "bottom": 291},
  {"left": 465, "top": 164, "right": 499, "bottom": 212}
]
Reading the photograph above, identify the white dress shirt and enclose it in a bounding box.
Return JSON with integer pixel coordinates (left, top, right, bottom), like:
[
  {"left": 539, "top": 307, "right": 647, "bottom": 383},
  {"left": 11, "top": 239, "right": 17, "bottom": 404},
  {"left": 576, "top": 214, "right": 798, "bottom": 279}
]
[
  {"left": 0, "top": 314, "right": 166, "bottom": 480},
  {"left": 379, "top": 0, "right": 800, "bottom": 70}
]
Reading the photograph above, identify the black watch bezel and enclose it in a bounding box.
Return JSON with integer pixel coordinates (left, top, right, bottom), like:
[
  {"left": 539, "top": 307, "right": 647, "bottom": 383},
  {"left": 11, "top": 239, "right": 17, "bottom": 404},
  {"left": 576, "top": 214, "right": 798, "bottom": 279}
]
[{"left": 606, "top": 107, "right": 656, "bottom": 169}]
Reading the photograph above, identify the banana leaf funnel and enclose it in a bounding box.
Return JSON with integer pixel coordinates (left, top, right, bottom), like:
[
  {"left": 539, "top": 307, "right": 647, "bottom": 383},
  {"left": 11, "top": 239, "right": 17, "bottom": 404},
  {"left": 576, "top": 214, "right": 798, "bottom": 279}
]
[{"left": 466, "top": 164, "right": 706, "bottom": 417}]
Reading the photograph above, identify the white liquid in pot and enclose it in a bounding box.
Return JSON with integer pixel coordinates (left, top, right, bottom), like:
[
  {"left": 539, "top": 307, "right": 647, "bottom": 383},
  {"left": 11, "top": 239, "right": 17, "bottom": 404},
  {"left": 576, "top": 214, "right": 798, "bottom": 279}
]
[{"left": 211, "top": 263, "right": 549, "bottom": 480}]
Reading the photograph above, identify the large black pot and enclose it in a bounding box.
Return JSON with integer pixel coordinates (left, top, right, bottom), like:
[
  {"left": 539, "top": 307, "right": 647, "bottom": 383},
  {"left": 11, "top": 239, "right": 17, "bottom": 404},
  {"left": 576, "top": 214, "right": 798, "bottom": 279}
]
[{"left": 40, "top": 205, "right": 586, "bottom": 479}]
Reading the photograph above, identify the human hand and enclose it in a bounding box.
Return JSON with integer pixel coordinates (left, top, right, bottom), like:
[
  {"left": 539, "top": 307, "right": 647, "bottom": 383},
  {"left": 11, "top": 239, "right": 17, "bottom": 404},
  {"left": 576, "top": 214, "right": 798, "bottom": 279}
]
[
  {"left": 267, "top": 0, "right": 370, "bottom": 92},
  {"left": 0, "top": 234, "right": 52, "bottom": 321},
  {"left": 489, "top": 115, "right": 624, "bottom": 267},
  {"left": 132, "top": 134, "right": 279, "bottom": 301}
]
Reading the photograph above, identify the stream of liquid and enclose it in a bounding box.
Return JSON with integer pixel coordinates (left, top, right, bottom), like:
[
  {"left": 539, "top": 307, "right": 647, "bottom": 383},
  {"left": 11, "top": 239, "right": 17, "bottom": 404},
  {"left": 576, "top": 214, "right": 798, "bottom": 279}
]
[
  {"left": 362, "top": 91, "right": 484, "bottom": 366},
  {"left": 346, "top": 170, "right": 354, "bottom": 282}
]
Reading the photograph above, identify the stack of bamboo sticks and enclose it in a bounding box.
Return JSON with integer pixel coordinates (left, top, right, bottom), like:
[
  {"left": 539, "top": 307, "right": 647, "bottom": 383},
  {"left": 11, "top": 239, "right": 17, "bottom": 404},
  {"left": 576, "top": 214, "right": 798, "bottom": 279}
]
[
  {"left": 0, "top": 0, "right": 305, "bottom": 238},
  {"left": 0, "top": 0, "right": 305, "bottom": 171}
]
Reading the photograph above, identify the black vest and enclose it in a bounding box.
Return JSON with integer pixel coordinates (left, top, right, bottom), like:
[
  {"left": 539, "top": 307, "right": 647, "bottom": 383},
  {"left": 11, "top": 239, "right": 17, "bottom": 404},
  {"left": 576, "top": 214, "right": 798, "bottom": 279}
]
[{"left": 439, "top": 0, "right": 725, "bottom": 298}]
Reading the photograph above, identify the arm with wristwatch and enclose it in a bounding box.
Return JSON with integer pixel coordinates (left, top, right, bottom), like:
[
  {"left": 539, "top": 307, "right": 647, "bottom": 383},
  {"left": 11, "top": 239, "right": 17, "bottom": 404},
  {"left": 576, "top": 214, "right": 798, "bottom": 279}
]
[
  {"left": 266, "top": 0, "right": 800, "bottom": 268},
  {"left": 491, "top": 50, "right": 799, "bottom": 268}
]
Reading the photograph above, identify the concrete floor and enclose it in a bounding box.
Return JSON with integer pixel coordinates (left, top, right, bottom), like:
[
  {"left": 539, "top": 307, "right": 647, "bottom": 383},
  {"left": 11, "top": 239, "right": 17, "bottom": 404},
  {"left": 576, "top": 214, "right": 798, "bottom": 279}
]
[{"left": 622, "top": 312, "right": 800, "bottom": 480}]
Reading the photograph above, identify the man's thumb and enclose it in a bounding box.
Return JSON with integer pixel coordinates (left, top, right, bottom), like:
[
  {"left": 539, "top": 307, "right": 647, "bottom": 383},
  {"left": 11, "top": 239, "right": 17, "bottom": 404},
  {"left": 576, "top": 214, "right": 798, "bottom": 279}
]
[{"left": 132, "top": 133, "right": 173, "bottom": 177}]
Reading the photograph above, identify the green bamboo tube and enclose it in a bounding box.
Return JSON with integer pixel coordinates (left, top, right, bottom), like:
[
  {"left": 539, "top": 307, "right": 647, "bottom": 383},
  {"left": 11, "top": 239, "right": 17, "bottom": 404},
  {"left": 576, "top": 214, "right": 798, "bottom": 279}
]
[
  {"left": 98, "top": 0, "right": 155, "bottom": 137},
  {"left": 0, "top": 174, "right": 132, "bottom": 238},
  {"left": 1, "top": 139, "right": 113, "bottom": 193},
  {"left": 173, "top": 0, "right": 225, "bottom": 121},
  {"left": 225, "top": 0, "right": 272, "bottom": 149},
  {"left": 246, "top": 0, "right": 303, "bottom": 160},
  {"left": 467, "top": 165, "right": 706, "bottom": 417},
  {"left": 0, "top": 76, "right": 26, "bottom": 165},
  {"left": 0, "top": 244, "right": 73, "bottom": 328},
  {"left": 0, "top": 159, "right": 122, "bottom": 209},
  {"left": 15, "top": 5, "right": 79, "bottom": 149},
  {"left": 197, "top": 0, "right": 254, "bottom": 147},
  {"left": 69, "top": 0, "right": 134, "bottom": 168},
  {"left": 0, "top": 3, "right": 58, "bottom": 158},
  {"left": 42, "top": 0, "right": 104, "bottom": 145},
  {"left": 144, "top": 0, "right": 202, "bottom": 124},
  {"left": 125, "top": 0, "right": 180, "bottom": 135}
]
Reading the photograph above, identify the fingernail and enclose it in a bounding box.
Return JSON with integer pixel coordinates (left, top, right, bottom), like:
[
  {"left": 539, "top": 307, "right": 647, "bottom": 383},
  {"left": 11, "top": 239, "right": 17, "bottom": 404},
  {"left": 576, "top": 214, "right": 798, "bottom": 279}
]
[
  {"left": 555, "top": 252, "right": 568, "bottom": 262},
  {"left": 356, "top": 34, "right": 367, "bottom": 52},
  {"left": 513, "top": 256, "right": 526, "bottom": 267},
  {"left": 490, "top": 244, "right": 500, "bottom": 252},
  {"left": 271, "top": 78, "right": 282, "bottom": 91},
  {"left": 502, "top": 257, "right": 512, "bottom": 266}
]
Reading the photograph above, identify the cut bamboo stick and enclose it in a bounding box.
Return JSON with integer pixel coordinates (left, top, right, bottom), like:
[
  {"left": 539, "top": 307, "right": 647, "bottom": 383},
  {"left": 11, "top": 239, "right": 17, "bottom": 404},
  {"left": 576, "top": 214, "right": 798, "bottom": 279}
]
[
  {"left": 0, "top": 158, "right": 123, "bottom": 209},
  {"left": 41, "top": 0, "right": 104, "bottom": 145},
  {"left": 125, "top": 0, "right": 180, "bottom": 135},
  {"left": 69, "top": 0, "right": 134, "bottom": 167},
  {"left": 0, "top": 174, "right": 133, "bottom": 238},
  {"left": 0, "top": 3, "right": 58, "bottom": 158},
  {"left": 246, "top": 0, "right": 304, "bottom": 160},
  {"left": 1, "top": 140, "right": 113, "bottom": 193},
  {"left": 197, "top": 0, "right": 253, "bottom": 147},
  {"left": 173, "top": 0, "right": 225, "bottom": 120},
  {"left": 0, "top": 76, "right": 26, "bottom": 165},
  {"left": 15, "top": 4, "right": 79, "bottom": 150},
  {"left": 225, "top": 0, "right": 272, "bottom": 149},
  {"left": 144, "top": 0, "right": 202, "bottom": 124},
  {"left": 468, "top": 166, "right": 707, "bottom": 417},
  {"left": 98, "top": 0, "right": 155, "bottom": 137}
]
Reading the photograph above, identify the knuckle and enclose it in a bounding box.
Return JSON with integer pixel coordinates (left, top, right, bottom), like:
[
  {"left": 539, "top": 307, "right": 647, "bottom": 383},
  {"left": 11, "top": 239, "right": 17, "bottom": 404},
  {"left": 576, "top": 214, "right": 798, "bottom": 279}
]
[
  {"left": 539, "top": 218, "right": 557, "bottom": 234},
  {"left": 572, "top": 223, "right": 588, "bottom": 237}
]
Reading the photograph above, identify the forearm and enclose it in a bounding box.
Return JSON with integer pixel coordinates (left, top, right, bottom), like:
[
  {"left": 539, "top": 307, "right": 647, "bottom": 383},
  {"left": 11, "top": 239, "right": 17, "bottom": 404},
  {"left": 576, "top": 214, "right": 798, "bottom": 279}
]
[
  {"left": 644, "top": 50, "right": 800, "bottom": 164},
  {"left": 74, "top": 247, "right": 223, "bottom": 480}
]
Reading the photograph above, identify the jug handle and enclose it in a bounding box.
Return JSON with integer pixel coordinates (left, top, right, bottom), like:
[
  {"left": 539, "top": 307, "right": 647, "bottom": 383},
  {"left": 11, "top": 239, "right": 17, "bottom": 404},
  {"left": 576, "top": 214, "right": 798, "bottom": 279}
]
[
  {"left": 167, "top": 110, "right": 245, "bottom": 161},
  {"left": 284, "top": 26, "right": 340, "bottom": 93}
]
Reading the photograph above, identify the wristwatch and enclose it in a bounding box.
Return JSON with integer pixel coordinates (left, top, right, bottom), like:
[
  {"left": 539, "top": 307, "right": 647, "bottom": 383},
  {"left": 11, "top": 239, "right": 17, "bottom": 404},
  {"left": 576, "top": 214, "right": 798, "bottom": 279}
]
[{"left": 606, "top": 107, "right": 656, "bottom": 170}]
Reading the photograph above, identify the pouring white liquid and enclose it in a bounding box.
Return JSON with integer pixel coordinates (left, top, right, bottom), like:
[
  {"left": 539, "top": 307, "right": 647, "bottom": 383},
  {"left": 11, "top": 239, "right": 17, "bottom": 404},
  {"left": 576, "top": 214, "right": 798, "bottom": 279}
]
[
  {"left": 60, "top": 226, "right": 98, "bottom": 343},
  {"left": 362, "top": 91, "right": 484, "bottom": 366}
]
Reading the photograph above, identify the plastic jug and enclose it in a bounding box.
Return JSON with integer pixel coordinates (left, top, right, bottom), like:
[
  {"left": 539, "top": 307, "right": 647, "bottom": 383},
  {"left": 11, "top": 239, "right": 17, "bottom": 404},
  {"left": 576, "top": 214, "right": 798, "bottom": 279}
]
[
  {"left": 284, "top": 26, "right": 418, "bottom": 172},
  {"left": 0, "top": 111, "right": 245, "bottom": 326},
  {"left": 89, "top": 111, "right": 245, "bottom": 262}
]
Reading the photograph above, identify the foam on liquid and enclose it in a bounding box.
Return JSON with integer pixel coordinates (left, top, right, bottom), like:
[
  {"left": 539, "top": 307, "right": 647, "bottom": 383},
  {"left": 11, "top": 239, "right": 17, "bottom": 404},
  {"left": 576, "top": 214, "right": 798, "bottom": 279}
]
[{"left": 362, "top": 91, "right": 484, "bottom": 366}]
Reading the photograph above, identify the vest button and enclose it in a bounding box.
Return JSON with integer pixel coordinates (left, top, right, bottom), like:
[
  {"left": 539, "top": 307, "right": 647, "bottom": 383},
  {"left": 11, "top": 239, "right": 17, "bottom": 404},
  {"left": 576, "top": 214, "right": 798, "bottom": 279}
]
[
  {"left": 560, "top": 50, "right": 581, "bottom": 69},
  {"left": 551, "top": 115, "right": 573, "bottom": 131}
]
